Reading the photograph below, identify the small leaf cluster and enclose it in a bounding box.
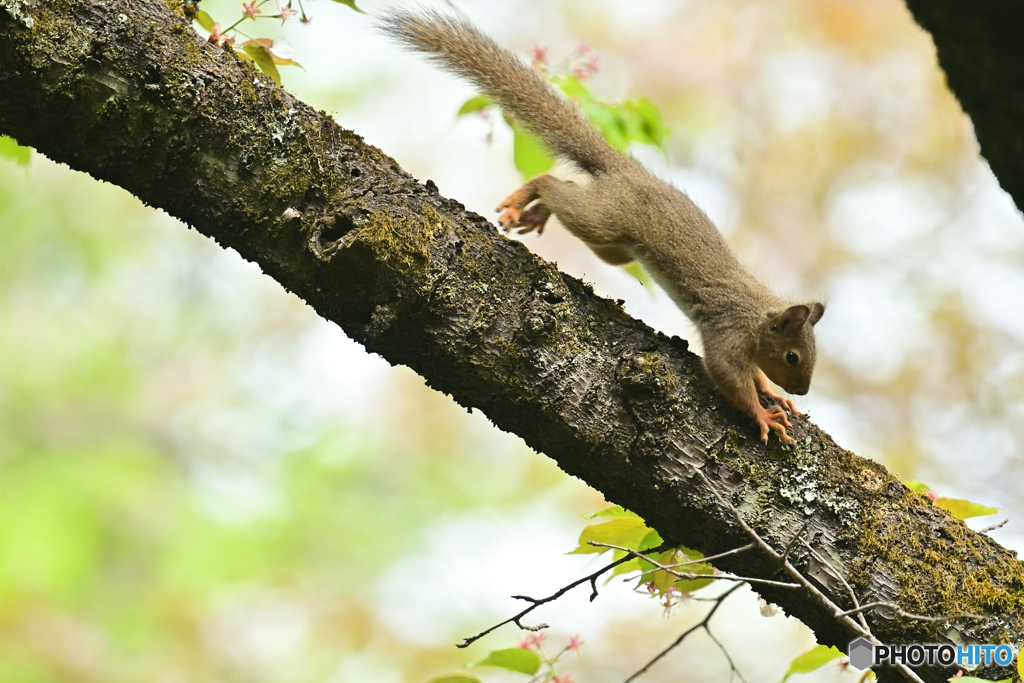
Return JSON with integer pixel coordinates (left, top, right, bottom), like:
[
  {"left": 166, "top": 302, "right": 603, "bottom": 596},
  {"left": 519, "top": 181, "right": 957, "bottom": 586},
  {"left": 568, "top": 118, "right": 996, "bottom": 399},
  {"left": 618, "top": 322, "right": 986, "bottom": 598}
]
[
  {"left": 571, "top": 506, "right": 715, "bottom": 608},
  {"left": 780, "top": 645, "right": 852, "bottom": 683},
  {"left": 192, "top": 0, "right": 364, "bottom": 85},
  {"left": 456, "top": 45, "right": 668, "bottom": 180},
  {"left": 428, "top": 633, "right": 584, "bottom": 683},
  {"left": 904, "top": 481, "right": 999, "bottom": 520}
]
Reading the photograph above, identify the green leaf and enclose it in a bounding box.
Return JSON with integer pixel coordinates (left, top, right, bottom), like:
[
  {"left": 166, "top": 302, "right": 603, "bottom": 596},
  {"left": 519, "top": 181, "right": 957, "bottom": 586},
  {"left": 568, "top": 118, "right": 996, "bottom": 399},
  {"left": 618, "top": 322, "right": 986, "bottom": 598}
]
[
  {"left": 457, "top": 95, "right": 493, "bottom": 117},
  {"left": 934, "top": 497, "right": 998, "bottom": 520},
  {"left": 638, "top": 545, "right": 714, "bottom": 595},
  {"left": 586, "top": 505, "right": 641, "bottom": 520},
  {"left": 1019, "top": 646, "right": 1024, "bottom": 680},
  {"left": 330, "top": 0, "right": 367, "bottom": 12},
  {"left": 0, "top": 135, "right": 31, "bottom": 166},
  {"left": 473, "top": 648, "right": 541, "bottom": 675},
  {"left": 624, "top": 97, "right": 670, "bottom": 148},
  {"left": 569, "top": 517, "right": 645, "bottom": 554},
  {"left": 614, "top": 531, "right": 665, "bottom": 578},
  {"left": 780, "top": 644, "right": 844, "bottom": 682},
  {"left": 903, "top": 480, "right": 931, "bottom": 495},
  {"left": 955, "top": 678, "right": 1010, "bottom": 683},
  {"left": 512, "top": 127, "right": 555, "bottom": 179},
  {"left": 195, "top": 9, "right": 215, "bottom": 31},
  {"left": 550, "top": 74, "right": 668, "bottom": 153},
  {"left": 623, "top": 262, "right": 652, "bottom": 288},
  {"left": 242, "top": 43, "right": 282, "bottom": 86},
  {"left": 426, "top": 676, "right": 482, "bottom": 683},
  {"left": 609, "top": 557, "right": 642, "bottom": 578},
  {"left": 638, "top": 529, "right": 663, "bottom": 551}
]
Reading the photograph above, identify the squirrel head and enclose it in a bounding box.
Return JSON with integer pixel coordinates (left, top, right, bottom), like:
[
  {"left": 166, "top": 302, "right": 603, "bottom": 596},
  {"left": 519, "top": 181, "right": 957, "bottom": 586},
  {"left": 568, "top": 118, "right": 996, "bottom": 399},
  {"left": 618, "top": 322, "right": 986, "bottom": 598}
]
[{"left": 755, "top": 302, "right": 825, "bottom": 395}]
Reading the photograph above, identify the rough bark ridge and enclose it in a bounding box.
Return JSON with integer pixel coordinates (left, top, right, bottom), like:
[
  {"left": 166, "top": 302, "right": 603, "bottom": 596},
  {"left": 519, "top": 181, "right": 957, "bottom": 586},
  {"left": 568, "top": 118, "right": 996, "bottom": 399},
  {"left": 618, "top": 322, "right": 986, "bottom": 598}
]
[{"left": 0, "top": 2, "right": 1020, "bottom": 681}]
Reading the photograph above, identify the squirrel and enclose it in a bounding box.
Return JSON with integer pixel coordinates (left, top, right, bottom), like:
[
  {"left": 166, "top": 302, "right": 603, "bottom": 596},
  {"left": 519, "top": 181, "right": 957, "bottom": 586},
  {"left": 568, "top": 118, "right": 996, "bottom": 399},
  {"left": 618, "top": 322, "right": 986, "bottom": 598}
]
[{"left": 380, "top": 10, "right": 825, "bottom": 444}]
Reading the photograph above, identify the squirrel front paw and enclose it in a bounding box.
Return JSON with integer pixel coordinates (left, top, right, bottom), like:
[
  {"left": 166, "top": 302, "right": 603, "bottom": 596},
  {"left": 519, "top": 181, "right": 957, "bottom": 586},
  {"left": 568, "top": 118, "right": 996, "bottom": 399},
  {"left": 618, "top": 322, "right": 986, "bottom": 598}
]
[
  {"left": 497, "top": 200, "right": 551, "bottom": 235},
  {"left": 764, "top": 391, "right": 800, "bottom": 417},
  {"left": 755, "top": 404, "right": 794, "bottom": 445},
  {"left": 496, "top": 198, "right": 522, "bottom": 229}
]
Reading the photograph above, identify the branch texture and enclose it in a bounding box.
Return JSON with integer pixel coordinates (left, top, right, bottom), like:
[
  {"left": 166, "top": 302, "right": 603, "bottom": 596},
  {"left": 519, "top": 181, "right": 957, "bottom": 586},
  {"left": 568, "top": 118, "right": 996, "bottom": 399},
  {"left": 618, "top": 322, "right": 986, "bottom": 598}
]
[{"left": 0, "top": 2, "right": 1021, "bottom": 681}]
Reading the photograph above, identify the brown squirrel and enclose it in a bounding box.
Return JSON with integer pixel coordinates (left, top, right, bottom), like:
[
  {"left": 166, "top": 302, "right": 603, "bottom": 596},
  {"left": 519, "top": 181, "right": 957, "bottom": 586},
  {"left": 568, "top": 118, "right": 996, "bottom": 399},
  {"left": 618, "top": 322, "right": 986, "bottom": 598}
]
[{"left": 381, "top": 11, "right": 825, "bottom": 444}]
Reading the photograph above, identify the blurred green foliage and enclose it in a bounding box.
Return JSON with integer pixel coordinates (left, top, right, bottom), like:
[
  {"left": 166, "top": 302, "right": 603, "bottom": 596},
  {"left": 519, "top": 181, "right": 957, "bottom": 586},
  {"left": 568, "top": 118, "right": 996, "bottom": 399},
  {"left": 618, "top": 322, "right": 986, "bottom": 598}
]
[{"left": 0, "top": 158, "right": 576, "bottom": 681}]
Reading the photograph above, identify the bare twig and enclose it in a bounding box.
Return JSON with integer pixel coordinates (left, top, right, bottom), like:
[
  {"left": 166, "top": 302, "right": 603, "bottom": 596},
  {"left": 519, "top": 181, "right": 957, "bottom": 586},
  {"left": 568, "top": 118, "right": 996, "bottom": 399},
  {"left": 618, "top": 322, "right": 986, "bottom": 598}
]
[
  {"left": 781, "top": 518, "right": 813, "bottom": 564},
  {"left": 642, "top": 543, "right": 757, "bottom": 573},
  {"left": 835, "top": 601, "right": 988, "bottom": 623},
  {"left": 979, "top": 519, "right": 1008, "bottom": 534},
  {"left": 706, "top": 626, "right": 748, "bottom": 683},
  {"left": 799, "top": 540, "right": 870, "bottom": 632},
  {"left": 457, "top": 543, "right": 669, "bottom": 648},
  {"left": 693, "top": 470, "right": 927, "bottom": 683},
  {"left": 624, "top": 583, "right": 745, "bottom": 683},
  {"left": 588, "top": 541, "right": 800, "bottom": 590}
]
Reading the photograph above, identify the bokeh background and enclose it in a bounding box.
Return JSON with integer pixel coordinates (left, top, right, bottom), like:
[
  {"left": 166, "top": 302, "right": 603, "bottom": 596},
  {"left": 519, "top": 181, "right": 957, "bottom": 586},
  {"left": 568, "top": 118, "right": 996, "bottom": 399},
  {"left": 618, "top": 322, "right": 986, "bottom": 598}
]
[{"left": 2, "top": 0, "right": 1022, "bottom": 681}]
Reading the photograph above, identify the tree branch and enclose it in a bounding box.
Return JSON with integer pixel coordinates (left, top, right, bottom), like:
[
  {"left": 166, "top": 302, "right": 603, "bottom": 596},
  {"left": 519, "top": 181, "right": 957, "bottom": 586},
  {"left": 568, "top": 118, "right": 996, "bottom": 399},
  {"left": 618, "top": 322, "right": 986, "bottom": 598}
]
[{"left": 0, "top": 2, "right": 1021, "bottom": 681}]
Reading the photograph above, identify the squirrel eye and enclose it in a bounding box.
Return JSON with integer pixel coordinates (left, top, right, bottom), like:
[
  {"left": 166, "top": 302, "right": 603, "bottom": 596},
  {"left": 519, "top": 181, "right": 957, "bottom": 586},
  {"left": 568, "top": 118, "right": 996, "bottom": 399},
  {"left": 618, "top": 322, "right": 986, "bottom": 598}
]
[{"left": 786, "top": 351, "right": 799, "bottom": 366}]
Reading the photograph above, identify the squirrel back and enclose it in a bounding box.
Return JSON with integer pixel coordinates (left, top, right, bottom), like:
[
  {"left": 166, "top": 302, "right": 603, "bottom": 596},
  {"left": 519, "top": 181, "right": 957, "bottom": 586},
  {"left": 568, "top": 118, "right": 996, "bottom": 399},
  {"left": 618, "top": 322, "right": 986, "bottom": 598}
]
[{"left": 379, "top": 10, "right": 621, "bottom": 175}]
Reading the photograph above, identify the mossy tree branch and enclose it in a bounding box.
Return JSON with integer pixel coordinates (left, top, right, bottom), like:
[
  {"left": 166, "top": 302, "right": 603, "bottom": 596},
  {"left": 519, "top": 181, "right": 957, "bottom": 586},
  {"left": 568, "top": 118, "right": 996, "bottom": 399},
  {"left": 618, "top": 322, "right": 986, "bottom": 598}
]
[{"left": 0, "top": 2, "right": 1020, "bottom": 681}]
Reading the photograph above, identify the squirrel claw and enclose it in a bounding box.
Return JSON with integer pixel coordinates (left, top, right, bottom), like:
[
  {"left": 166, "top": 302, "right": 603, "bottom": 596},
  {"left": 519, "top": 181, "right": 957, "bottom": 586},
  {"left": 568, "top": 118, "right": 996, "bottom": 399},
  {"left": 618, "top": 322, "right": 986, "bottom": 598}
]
[
  {"left": 770, "top": 394, "right": 800, "bottom": 416},
  {"left": 497, "top": 202, "right": 551, "bottom": 235},
  {"left": 757, "top": 405, "right": 794, "bottom": 445},
  {"left": 496, "top": 203, "right": 521, "bottom": 231}
]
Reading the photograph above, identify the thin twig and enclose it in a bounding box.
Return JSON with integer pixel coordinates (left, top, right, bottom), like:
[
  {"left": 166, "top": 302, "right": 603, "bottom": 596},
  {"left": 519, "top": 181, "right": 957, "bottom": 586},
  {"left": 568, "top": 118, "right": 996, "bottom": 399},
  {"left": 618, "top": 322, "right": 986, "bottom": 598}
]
[
  {"left": 800, "top": 540, "right": 870, "bottom": 632},
  {"left": 457, "top": 543, "right": 669, "bottom": 648},
  {"left": 835, "top": 601, "right": 987, "bottom": 623},
  {"left": 693, "top": 470, "right": 927, "bottom": 683},
  {"left": 624, "top": 583, "right": 744, "bottom": 683},
  {"left": 781, "top": 518, "right": 813, "bottom": 564},
  {"left": 979, "top": 519, "right": 1008, "bottom": 534},
  {"left": 706, "top": 626, "right": 748, "bottom": 683},
  {"left": 588, "top": 541, "right": 800, "bottom": 589},
  {"left": 637, "top": 543, "right": 757, "bottom": 574}
]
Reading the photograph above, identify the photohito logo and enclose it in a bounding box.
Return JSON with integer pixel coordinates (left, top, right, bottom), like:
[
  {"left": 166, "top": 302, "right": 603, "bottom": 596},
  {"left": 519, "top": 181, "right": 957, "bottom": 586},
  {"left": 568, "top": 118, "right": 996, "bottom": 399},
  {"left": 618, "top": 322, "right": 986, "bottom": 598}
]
[{"left": 847, "top": 638, "right": 1016, "bottom": 670}]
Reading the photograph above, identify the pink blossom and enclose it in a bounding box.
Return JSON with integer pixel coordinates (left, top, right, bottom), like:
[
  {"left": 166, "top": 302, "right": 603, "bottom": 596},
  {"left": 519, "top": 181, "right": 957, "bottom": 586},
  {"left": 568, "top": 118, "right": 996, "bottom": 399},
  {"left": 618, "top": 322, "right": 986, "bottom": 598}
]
[
  {"left": 552, "top": 675, "right": 574, "bottom": 683},
  {"left": 242, "top": 2, "right": 260, "bottom": 20},
  {"left": 529, "top": 45, "right": 548, "bottom": 63},
  {"left": 574, "top": 56, "right": 600, "bottom": 80},
  {"left": 518, "top": 632, "right": 546, "bottom": 649},
  {"left": 568, "top": 635, "right": 584, "bottom": 653},
  {"left": 926, "top": 489, "right": 939, "bottom": 501},
  {"left": 274, "top": 0, "right": 298, "bottom": 23},
  {"left": 208, "top": 22, "right": 231, "bottom": 46},
  {"left": 949, "top": 672, "right": 963, "bottom": 680},
  {"left": 577, "top": 41, "right": 592, "bottom": 54}
]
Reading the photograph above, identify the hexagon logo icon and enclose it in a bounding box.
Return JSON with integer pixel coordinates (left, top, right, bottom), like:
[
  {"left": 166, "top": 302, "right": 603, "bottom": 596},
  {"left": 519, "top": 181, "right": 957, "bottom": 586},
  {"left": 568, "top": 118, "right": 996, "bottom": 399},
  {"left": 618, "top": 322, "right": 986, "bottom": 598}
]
[{"left": 848, "top": 638, "right": 874, "bottom": 670}]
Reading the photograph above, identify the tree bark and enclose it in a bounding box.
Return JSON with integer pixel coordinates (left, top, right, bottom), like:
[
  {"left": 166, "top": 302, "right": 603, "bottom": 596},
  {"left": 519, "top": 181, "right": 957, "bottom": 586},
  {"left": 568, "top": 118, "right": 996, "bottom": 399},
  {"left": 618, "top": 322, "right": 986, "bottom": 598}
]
[
  {"left": 0, "top": 2, "right": 1020, "bottom": 681},
  {"left": 905, "top": 0, "right": 1024, "bottom": 213}
]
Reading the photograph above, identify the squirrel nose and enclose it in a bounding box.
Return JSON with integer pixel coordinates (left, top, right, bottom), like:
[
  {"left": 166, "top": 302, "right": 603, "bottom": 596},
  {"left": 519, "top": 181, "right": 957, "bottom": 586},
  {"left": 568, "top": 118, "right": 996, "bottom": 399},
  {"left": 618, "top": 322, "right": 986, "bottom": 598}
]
[{"left": 788, "top": 384, "right": 809, "bottom": 396}]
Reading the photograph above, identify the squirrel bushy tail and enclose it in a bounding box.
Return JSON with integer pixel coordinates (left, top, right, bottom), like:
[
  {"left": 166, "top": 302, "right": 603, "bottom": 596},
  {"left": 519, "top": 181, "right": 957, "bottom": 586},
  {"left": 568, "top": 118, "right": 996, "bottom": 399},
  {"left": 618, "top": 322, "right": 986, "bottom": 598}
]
[{"left": 379, "top": 10, "right": 621, "bottom": 175}]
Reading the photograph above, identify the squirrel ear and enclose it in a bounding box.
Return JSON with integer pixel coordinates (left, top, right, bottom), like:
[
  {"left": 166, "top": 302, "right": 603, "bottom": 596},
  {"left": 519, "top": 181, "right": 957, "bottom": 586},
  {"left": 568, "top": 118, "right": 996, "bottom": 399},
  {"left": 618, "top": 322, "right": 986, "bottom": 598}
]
[
  {"left": 769, "top": 305, "right": 806, "bottom": 332},
  {"left": 808, "top": 302, "right": 825, "bottom": 326},
  {"left": 777, "top": 304, "right": 810, "bottom": 331}
]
